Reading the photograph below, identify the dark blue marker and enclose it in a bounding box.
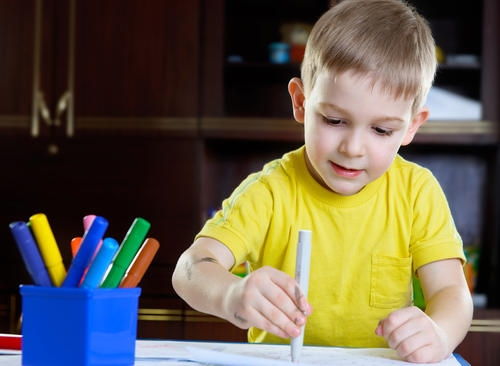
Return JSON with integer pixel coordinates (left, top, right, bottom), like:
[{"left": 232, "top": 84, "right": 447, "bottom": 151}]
[
  {"left": 62, "top": 216, "right": 108, "bottom": 287},
  {"left": 9, "top": 221, "right": 52, "bottom": 286}
]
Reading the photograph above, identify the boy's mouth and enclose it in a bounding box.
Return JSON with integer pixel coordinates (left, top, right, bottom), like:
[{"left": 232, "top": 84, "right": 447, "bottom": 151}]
[{"left": 330, "top": 161, "right": 363, "bottom": 178}]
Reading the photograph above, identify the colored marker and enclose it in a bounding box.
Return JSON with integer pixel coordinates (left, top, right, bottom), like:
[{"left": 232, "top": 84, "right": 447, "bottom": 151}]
[
  {"left": 70, "top": 237, "right": 82, "bottom": 258},
  {"left": 101, "top": 217, "right": 151, "bottom": 288},
  {"left": 0, "top": 333, "right": 22, "bottom": 350},
  {"left": 62, "top": 216, "right": 108, "bottom": 287},
  {"left": 81, "top": 238, "right": 119, "bottom": 289},
  {"left": 83, "top": 214, "right": 103, "bottom": 252},
  {"left": 83, "top": 215, "right": 96, "bottom": 231},
  {"left": 120, "top": 238, "right": 160, "bottom": 288},
  {"left": 9, "top": 222, "right": 52, "bottom": 287},
  {"left": 291, "top": 230, "right": 312, "bottom": 363},
  {"left": 28, "top": 213, "right": 66, "bottom": 287}
]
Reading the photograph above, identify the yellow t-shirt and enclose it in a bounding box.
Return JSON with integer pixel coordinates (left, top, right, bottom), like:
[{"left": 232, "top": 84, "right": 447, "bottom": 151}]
[{"left": 196, "top": 146, "right": 465, "bottom": 347}]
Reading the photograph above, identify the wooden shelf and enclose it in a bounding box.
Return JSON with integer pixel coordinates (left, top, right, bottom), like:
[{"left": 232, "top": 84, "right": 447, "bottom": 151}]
[{"left": 201, "top": 117, "right": 498, "bottom": 145}]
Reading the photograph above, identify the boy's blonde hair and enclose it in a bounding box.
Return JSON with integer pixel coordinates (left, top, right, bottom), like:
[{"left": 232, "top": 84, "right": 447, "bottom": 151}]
[{"left": 301, "top": 0, "right": 436, "bottom": 112}]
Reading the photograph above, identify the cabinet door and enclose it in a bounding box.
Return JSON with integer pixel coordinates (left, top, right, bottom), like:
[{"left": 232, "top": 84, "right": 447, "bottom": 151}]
[
  {"left": 0, "top": 1, "right": 38, "bottom": 132},
  {"left": 55, "top": 0, "right": 200, "bottom": 134}
]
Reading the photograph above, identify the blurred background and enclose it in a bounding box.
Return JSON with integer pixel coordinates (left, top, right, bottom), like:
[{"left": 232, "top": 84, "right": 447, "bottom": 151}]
[{"left": 0, "top": 0, "right": 498, "bottom": 364}]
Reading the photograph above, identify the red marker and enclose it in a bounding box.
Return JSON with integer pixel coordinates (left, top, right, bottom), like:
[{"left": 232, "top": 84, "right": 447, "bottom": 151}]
[
  {"left": 119, "top": 238, "right": 159, "bottom": 288},
  {"left": 0, "top": 333, "right": 22, "bottom": 350}
]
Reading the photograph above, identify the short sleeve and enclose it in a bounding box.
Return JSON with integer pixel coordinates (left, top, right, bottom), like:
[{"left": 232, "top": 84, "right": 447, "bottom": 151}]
[
  {"left": 196, "top": 172, "right": 273, "bottom": 269},
  {"left": 410, "top": 170, "right": 465, "bottom": 272}
]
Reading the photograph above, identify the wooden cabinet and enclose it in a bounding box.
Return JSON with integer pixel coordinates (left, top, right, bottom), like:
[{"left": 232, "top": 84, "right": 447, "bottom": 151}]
[
  {"left": 71, "top": 1, "right": 199, "bottom": 118},
  {"left": 70, "top": 0, "right": 199, "bottom": 136},
  {"left": 0, "top": 0, "right": 202, "bottom": 336},
  {"left": 0, "top": 0, "right": 199, "bottom": 135},
  {"left": 0, "top": 1, "right": 37, "bottom": 131}
]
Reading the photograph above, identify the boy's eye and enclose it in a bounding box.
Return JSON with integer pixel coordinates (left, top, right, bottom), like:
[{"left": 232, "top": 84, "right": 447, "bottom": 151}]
[
  {"left": 324, "top": 117, "right": 344, "bottom": 125},
  {"left": 373, "top": 127, "right": 393, "bottom": 136}
]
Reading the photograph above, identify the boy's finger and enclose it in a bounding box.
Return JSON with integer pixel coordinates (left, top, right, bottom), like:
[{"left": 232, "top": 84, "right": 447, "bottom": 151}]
[
  {"left": 247, "top": 308, "right": 290, "bottom": 339},
  {"left": 267, "top": 267, "right": 311, "bottom": 312},
  {"left": 386, "top": 317, "right": 422, "bottom": 350},
  {"left": 397, "top": 333, "right": 432, "bottom": 361},
  {"left": 261, "top": 282, "right": 307, "bottom": 327},
  {"left": 253, "top": 297, "right": 301, "bottom": 338},
  {"left": 379, "top": 306, "right": 421, "bottom": 337}
]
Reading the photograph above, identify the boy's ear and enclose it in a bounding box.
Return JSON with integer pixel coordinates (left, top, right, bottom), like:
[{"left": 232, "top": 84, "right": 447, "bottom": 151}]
[
  {"left": 288, "top": 77, "right": 306, "bottom": 124},
  {"left": 401, "top": 108, "right": 429, "bottom": 146}
]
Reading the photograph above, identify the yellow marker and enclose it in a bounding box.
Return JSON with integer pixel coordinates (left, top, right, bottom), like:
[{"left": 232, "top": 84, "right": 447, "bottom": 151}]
[{"left": 29, "top": 213, "right": 66, "bottom": 286}]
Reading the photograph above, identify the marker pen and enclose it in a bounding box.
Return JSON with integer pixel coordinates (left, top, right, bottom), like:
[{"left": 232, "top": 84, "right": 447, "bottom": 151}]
[
  {"left": 28, "top": 213, "right": 66, "bottom": 287},
  {"left": 120, "top": 238, "right": 159, "bottom": 288},
  {"left": 9, "top": 221, "right": 52, "bottom": 287},
  {"left": 62, "top": 216, "right": 108, "bottom": 287},
  {"left": 81, "top": 237, "right": 119, "bottom": 289},
  {"left": 101, "top": 217, "right": 151, "bottom": 288},
  {"left": 70, "top": 237, "right": 82, "bottom": 258},
  {"left": 291, "top": 230, "right": 312, "bottom": 363}
]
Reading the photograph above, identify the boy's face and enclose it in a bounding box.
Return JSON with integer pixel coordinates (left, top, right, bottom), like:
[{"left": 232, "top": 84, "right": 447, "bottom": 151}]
[{"left": 289, "top": 70, "right": 428, "bottom": 196}]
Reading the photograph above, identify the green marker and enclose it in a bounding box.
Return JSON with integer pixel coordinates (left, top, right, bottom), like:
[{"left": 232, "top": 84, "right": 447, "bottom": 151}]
[{"left": 101, "top": 217, "right": 151, "bottom": 288}]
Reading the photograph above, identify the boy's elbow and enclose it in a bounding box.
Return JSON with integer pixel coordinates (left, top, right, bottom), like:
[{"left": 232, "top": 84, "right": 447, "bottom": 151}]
[
  {"left": 463, "top": 286, "right": 474, "bottom": 321},
  {"left": 171, "top": 250, "right": 190, "bottom": 297}
]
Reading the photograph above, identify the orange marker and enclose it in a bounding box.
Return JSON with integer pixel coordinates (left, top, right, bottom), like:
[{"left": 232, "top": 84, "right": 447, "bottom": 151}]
[
  {"left": 119, "top": 238, "right": 159, "bottom": 288},
  {"left": 70, "top": 237, "right": 82, "bottom": 258}
]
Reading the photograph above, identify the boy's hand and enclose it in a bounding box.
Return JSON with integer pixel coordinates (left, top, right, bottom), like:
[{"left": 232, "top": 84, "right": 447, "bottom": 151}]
[
  {"left": 375, "top": 306, "right": 450, "bottom": 363},
  {"left": 225, "top": 266, "right": 312, "bottom": 339}
]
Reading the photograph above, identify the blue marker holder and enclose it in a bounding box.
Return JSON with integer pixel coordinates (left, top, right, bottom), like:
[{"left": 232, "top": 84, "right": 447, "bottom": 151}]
[{"left": 20, "top": 285, "right": 141, "bottom": 366}]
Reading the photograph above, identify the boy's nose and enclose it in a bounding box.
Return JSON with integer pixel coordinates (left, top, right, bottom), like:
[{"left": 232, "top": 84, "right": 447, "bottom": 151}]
[{"left": 338, "top": 131, "right": 365, "bottom": 157}]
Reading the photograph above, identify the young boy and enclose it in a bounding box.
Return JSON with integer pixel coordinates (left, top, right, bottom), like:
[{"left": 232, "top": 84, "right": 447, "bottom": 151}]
[{"left": 172, "top": 0, "right": 473, "bottom": 363}]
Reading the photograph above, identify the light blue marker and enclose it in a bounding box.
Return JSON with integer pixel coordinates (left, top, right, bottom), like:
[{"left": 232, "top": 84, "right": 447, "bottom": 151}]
[{"left": 81, "top": 238, "right": 119, "bottom": 289}]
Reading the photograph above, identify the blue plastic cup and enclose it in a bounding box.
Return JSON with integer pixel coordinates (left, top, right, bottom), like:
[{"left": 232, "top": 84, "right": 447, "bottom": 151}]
[{"left": 20, "top": 285, "right": 141, "bottom": 366}]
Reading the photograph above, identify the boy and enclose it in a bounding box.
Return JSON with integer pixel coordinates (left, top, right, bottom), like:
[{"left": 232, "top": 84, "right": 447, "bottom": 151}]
[{"left": 172, "top": 0, "right": 473, "bottom": 363}]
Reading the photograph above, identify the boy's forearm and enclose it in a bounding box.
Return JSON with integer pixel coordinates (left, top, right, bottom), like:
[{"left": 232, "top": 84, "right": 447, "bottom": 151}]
[
  {"left": 425, "top": 285, "right": 473, "bottom": 353},
  {"left": 172, "top": 250, "right": 240, "bottom": 321}
]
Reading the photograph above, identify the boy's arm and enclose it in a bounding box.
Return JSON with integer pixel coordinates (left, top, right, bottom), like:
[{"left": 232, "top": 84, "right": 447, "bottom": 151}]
[
  {"left": 376, "top": 258, "right": 472, "bottom": 363},
  {"left": 172, "top": 236, "right": 237, "bottom": 317},
  {"left": 172, "top": 237, "right": 311, "bottom": 339},
  {"left": 419, "top": 258, "right": 473, "bottom": 351}
]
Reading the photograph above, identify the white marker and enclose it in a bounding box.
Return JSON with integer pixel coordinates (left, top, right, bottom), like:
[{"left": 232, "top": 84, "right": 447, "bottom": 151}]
[{"left": 291, "top": 230, "right": 312, "bottom": 363}]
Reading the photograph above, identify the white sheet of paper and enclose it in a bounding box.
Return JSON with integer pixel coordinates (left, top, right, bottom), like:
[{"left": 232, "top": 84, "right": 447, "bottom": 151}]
[
  {"left": 184, "top": 342, "right": 462, "bottom": 366},
  {"left": 0, "top": 341, "right": 465, "bottom": 366}
]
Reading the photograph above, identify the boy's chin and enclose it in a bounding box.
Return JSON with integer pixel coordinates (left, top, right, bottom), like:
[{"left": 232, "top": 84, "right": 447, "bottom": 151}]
[{"left": 326, "top": 181, "right": 364, "bottom": 196}]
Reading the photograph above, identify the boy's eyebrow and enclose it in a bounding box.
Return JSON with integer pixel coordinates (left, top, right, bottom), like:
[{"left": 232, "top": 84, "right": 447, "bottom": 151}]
[{"left": 318, "top": 102, "right": 406, "bottom": 124}]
